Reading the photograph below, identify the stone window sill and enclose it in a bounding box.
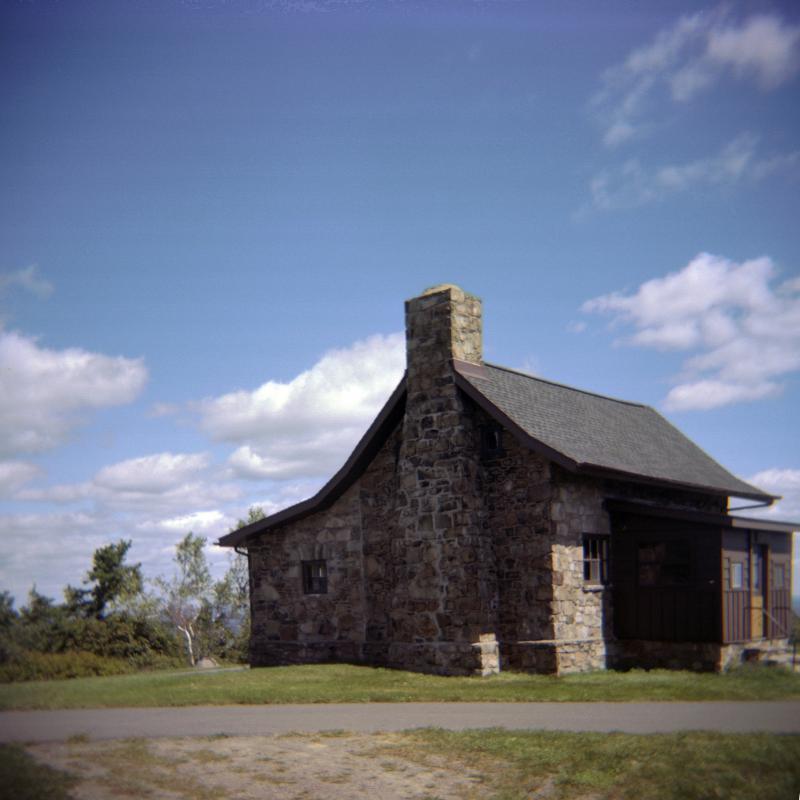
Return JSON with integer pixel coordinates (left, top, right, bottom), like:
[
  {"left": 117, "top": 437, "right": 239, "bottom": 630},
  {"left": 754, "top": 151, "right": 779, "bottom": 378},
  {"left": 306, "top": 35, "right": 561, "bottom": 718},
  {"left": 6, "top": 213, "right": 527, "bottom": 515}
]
[{"left": 582, "top": 583, "right": 610, "bottom": 593}]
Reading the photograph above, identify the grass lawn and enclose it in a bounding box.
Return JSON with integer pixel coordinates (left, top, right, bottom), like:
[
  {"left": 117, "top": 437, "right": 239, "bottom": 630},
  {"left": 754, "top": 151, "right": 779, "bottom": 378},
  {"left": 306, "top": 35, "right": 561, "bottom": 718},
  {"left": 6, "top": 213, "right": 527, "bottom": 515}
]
[
  {"left": 0, "top": 743, "right": 76, "bottom": 800},
  {"left": 1, "top": 662, "right": 799, "bottom": 709},
  {"left": 6, "top": 730, "right": 800, "bottom": 799},
  {"left": 398, "top": 729, "right": 800, "bottom": 800}
]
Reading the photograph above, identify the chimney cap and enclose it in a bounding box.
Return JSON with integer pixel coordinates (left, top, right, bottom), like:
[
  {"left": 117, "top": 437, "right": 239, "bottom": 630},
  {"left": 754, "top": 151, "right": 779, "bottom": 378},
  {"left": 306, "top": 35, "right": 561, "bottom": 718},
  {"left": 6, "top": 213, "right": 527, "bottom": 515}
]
[{"left": 417, "top": 283, "right": 478, "bottom": 300}]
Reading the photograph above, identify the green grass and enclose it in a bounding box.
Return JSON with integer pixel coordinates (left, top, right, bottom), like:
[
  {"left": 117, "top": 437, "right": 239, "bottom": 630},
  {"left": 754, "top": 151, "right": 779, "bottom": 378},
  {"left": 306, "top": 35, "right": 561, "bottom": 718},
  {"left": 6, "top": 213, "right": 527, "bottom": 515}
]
[
  {"left": 0, "top": 744, "right": 77, "bottom": 800},
  {"left": 399, "top": 729, "right": 800, "bottom": 800},
  {"left": 0, "top": 662, "right": 799, "bottom": 709}
]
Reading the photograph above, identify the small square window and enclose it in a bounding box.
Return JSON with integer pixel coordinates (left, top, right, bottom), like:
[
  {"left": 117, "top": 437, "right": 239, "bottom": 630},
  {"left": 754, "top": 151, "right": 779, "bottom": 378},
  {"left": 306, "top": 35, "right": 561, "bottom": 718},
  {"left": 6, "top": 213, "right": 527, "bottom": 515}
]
[
  {"left": 302, "top": 560, "right": 327, "bottom": 594},
  {"left": 730, "top": 561, "right": 744, "bottom": 589},
  {"left": 583, "top": 534, "right": 610, "bottom": 585}
]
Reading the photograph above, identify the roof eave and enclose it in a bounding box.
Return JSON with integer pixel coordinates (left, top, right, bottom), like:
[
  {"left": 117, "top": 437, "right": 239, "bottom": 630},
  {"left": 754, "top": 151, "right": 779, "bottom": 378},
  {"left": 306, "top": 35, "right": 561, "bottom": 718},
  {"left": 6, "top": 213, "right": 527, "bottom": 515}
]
[
  {"left": 217, "top": 375, "right": 407, "bottom": 548},
  {"left": 605, "top": 498, "right": 798, "bottom": 533},
  {"left": 577, "top": 462, "right": 777, "bottom": 504}
]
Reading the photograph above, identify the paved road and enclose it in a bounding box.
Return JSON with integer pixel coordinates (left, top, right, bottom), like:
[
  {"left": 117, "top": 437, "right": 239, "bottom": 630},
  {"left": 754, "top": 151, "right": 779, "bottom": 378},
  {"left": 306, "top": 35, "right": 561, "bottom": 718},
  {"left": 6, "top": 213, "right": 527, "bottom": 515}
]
[{"left": 1, "top": 702, "right": 798, "bottom": 742}]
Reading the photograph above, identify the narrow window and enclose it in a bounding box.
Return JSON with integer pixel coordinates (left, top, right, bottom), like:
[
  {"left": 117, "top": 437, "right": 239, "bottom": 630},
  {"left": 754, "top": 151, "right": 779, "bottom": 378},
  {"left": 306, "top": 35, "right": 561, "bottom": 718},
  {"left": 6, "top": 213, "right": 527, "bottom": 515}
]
[
  {"left": 772, "top": 562, "right": 785, "bottom": 589},
  {"left": 730, "top": 561, "right": 744, "bottom": 589},
  {"left": 583, "top": 534, "right": 610, "bottom": 585},
  {"left": 480, "top": 424, "right": 504, "bottom": 459},
  {"left": 302, "top": 560, "right": 327, "bottom": 594},
  {"left": 752, "top": 548, "right": 761, "bottom": 590}
]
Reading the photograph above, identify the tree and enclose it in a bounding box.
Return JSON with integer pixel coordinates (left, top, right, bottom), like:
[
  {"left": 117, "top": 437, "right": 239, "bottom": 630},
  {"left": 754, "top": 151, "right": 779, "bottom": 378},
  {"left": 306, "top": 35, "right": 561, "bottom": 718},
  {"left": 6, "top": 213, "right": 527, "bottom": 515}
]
[
  {"left": 65, "top": 540, "right": 143, "bottom": 619},
  {"left": 222, "top": 506, "right": 262, "bottom": 660},
  {"left": 156, "top": 533, "right": 212, "bottom": 666},
  {"left": 234, "top": 505, "right": 266, "bottom": 530},
  {"left": 0, "top": 591, "right": 17, "bottom": 632}
]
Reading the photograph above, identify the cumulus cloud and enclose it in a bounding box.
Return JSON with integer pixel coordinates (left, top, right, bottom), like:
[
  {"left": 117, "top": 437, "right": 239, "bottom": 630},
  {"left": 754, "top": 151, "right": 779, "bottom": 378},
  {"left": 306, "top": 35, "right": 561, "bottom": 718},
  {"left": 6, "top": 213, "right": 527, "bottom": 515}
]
[
  {"left": 0, "top": 330, "right": 148, "bottom": 458},
  {"left": 0, "top": 506, "right": 237, "bottom": 607},
  {"left": 19, "top": 450, "right": 241, "bottom": 515},
  {"left": 746, "top": 468, "right": 800, "bottom": 521},
  {"left": 590, "top": 134, "right": 799, "bottom": 210},
  {"left": 0, "top": 461, "right": 41, "bottom": 497},
  {"left": 137, "top": 509, "right": 227, "bottom": 534},
  {"left": 582, "top": 253, "right": 800, "bottom": 411},
  {"left": 592, "top": 9, "right": 800, "bottom": 147},
  {"left": 0, "top": 265, "right": 53, "bottom": 299},
  {"left": 94, "top": 452, "right": 211, "bottom": 494},
  {"left": 0, "top": 510, "right": 110, "bottom": 605},
  {"left": 199, "top": 333, "right": 406, "bottom": 481}
]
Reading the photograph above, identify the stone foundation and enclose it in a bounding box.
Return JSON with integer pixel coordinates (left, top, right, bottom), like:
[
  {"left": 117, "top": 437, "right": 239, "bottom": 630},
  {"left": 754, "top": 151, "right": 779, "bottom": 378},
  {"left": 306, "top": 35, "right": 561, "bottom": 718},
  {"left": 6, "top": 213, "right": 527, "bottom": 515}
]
[
  {"left": 251, "top": 638, "right": 495, "bottom": 676},
  {"left": 609, "top": 639, "right": 791, "bottom": 672},
  {"left": 250, "top": 640, "right": 363, "bottom": 668},
  {"left": 611, "top": 640, "right": 722, "bottom": 671},
  {"left": 719, "top": 639, "right": 791, "bottom": 671},
  {"left": 503, "top": 639, "right": 607, "bottom": 674}
]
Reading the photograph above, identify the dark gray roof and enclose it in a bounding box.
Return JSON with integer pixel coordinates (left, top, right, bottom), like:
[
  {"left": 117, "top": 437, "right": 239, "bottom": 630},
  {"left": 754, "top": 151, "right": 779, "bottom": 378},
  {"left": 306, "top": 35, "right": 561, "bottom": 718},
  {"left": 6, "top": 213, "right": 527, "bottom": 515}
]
[
  {"left": 454, "top": 360, "right": 773, "bottom": 502},
  {"left": 219, "top": 359, "right": 775, "bottom": 547}
]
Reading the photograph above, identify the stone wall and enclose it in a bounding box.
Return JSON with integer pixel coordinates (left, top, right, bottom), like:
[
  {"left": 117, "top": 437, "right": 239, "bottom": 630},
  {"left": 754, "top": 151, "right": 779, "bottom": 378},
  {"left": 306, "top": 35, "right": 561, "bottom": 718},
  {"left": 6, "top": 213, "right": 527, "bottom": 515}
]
[
  {"left": 247, "top": 479, "right": 367, "bottom": 667},
  {"left": 479, "top": 410, "right": 552, "bottom": 645},
  {"left": 246, "top": 284, "right": 745, "bottom": 677},
  {"left": 543, "top": 468, "right": 730, "bottom": 674}
]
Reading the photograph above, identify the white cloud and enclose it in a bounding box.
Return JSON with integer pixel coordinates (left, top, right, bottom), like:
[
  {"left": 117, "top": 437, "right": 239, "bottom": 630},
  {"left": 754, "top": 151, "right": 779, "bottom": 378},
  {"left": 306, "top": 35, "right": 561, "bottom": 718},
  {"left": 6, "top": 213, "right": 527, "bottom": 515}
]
[
  {"left": 199, "top": 333, "right": 406, "bottom": 481},
  {"left": 707, "top": 15, "right": 800, "bottom": 90},
  {"left": 590, "top": 134, "right": 799, "bottom": 210},
  {"left": 148, "top": 402, "right": 180, "bottom": 418},
  {"left": 744, "top": 468, "right": 800, "bottom": 602},
  {"left": 582, "top": 253, "right": 800, "bottom": 411},
  {"left": 0, "top": 506, "right": 234, "bottom": 606},
  {"left": 592, "top": 9, "right": 800, "bottom": 146},
  {"left": 19, "top": 450, "right": 242, "bottom": 516},
  {"left": 746, "top": 468, "right": 800, "bottom": 521},
  {"left": 0, "top": 510, "right": 109, "bottom": 604},
  {"left": 0, "top": 461, "right": 41, "bottom": 497},
  {"left": 94, "top": 452, "right": 210, "bottom": 494},
  {"left": 0, "top": 265, "right": 53, "bottom": 299},
  {"left": 0, "top": 329, "right": 148, "bottom": 458},
  {"left": 137, "top": 509, "right": 227, "bottom": 534}
]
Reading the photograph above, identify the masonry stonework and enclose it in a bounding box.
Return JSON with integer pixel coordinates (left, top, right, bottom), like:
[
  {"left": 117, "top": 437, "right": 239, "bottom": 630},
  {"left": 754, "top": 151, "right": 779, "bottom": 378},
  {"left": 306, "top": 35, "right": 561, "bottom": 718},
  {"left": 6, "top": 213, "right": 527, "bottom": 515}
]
[{"left": 238, "top": 285, "right": 791, "bottom": 677}]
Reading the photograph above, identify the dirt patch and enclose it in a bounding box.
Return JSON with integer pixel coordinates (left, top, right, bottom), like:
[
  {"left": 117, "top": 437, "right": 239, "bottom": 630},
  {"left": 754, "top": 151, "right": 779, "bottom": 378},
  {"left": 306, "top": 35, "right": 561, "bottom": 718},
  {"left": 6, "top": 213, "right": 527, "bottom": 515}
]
[{"left": 27, "top": 732, "right": 494, "bottom": 799}]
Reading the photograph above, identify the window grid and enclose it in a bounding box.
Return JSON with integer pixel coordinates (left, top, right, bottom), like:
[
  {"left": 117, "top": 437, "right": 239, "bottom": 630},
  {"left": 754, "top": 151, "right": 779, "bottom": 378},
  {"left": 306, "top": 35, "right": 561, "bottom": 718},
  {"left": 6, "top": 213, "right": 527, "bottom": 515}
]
[
  {"left": 302, "top": 560, "right": 327, "bottom": 595},
  {"left": 583, "top": 535, "right": 609, "bottom": 585}
]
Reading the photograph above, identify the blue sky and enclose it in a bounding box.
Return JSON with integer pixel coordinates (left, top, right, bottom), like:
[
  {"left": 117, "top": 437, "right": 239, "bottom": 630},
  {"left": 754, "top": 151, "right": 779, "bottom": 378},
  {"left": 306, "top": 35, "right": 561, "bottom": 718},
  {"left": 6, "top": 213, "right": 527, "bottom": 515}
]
[{"left": 1, "top": 0, "right": 798, "bottom": 606}]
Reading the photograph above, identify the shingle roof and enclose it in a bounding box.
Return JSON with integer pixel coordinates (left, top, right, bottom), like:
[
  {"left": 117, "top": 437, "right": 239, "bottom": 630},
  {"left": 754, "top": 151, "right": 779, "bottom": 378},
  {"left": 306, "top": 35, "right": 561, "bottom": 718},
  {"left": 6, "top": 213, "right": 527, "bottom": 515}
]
[
  {"left": 219, "top": 359, "right": 775, "bottom": 547},
  {"left": 454, "top": 360, "right": 772, "bottom": 502}
]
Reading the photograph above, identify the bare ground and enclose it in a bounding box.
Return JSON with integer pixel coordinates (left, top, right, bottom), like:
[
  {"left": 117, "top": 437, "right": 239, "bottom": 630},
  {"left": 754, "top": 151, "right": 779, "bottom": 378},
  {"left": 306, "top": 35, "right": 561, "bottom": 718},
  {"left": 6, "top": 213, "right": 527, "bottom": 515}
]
[{"left": 26, "top": 733, "right": 498, "bottom": 800}]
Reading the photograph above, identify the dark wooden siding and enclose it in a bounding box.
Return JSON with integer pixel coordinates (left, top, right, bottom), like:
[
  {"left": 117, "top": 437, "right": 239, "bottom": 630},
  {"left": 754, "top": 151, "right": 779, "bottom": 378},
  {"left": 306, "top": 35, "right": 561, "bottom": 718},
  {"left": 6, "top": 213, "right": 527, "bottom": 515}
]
[
  {"left": 765, "top": 531, "right": 792, "bottom": 639},
  {"left": 611, "top": 511, "right": 721, "bottom": 642},
  {"left": 721, "top": 528, "right": 793, "bottom": 641},
  {"left": 721, "top": 529, "right": 750, "bottom": 642}
]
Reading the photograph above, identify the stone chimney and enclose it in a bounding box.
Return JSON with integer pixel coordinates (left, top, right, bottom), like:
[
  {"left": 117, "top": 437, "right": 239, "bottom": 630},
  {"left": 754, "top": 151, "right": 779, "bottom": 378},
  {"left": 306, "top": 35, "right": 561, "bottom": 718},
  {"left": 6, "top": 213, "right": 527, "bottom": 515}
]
[
  {"left": 393, "top": 285, "right": 500, "bottom": 674},
  {"left": 404, "top": 284, "right": 482, "bottom": 400}
]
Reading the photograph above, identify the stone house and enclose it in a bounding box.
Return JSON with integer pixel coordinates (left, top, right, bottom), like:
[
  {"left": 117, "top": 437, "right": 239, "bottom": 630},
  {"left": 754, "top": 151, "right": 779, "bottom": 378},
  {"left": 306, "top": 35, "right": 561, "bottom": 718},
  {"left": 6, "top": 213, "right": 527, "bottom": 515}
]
[{"left": 219, "top": 285, "right": 795, "bottom": 675}]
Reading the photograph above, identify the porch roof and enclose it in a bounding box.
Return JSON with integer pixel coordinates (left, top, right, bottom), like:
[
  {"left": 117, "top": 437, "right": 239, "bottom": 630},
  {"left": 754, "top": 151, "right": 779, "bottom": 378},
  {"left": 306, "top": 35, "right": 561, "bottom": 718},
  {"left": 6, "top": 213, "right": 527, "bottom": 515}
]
[{"left": 605, "top": 499, "right": 799, "bottom": 534}]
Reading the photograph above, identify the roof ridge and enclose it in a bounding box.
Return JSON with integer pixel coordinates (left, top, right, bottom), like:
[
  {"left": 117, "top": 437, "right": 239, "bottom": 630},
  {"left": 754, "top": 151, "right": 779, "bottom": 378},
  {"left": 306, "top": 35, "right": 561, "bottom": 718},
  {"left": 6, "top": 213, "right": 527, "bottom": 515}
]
[{"left": 482, "top": 361, "right": 649, "bottom": 409}]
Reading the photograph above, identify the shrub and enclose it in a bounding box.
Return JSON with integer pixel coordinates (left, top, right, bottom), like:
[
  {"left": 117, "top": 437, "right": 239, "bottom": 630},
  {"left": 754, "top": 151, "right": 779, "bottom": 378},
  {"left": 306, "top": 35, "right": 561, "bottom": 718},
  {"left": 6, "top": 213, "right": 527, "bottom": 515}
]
[{"left": 0, "top": 650, "right": 132, "bottom": 682}]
